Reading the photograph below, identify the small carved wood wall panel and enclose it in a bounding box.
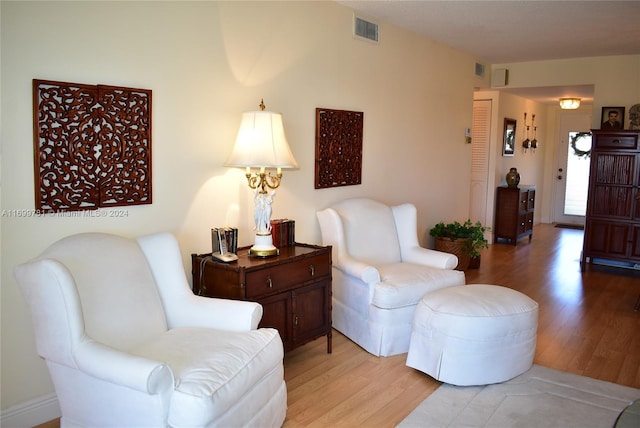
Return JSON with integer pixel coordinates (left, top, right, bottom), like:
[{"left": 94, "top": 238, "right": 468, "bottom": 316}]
[
  {"left": 33, "top": 79, "right": 152, "bottom": 212},
  {"left": 315, "top": 108, "right": 363, "bottom": 189}
]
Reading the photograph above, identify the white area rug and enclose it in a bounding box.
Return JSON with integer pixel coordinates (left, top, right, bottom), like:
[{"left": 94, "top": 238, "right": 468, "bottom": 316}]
[{"left": 398, "top": 365, "right": 640, "bottom": 427}]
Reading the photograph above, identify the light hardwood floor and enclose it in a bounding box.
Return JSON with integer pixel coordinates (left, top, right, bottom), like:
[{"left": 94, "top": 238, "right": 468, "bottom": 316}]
[
  {"left": 35, "top": 224, "right": 640, "bottom": 428},
  {"left": 282, "top": 224, "right": 640, "bottom": 427}
]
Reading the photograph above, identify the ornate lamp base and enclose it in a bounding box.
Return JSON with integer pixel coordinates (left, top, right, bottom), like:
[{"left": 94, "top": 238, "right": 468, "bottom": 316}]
[{"left": 249, "top": 233, "right": 278, "bottom": 257}]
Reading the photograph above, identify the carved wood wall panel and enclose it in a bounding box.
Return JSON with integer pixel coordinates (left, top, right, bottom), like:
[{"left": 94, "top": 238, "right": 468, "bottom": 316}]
[
  {"left": 32, "top": 79, "right": 152, "bottom": 212},
  {"left": 315, "top": 108, "right": 363, "bottom": 189}
]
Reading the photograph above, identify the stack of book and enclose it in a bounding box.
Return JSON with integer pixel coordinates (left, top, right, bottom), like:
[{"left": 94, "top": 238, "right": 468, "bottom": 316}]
[
  {"left": 211, "top": 227, "right": 238, "bottom": 254},
  {"left": 270, "top": 219, "right": 295, "bottom": 248}
]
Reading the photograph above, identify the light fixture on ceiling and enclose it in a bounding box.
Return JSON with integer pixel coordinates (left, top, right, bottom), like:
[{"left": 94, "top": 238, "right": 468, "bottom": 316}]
[
  {"left": 225, "top": 100, "right": 298, "bottom": 257},
  {"left": 559, "top": 98, "right": 581, "bottom": 110}
]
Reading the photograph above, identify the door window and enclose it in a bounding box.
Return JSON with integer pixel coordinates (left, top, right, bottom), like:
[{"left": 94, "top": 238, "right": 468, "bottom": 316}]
[{"left": 563, "top": 132, "right": 592, "bottom": 216}]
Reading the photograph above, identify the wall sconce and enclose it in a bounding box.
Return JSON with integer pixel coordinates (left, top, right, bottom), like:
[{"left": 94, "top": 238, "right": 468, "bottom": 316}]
[
  {"left": 522, "top": 113, "right": 539, "bottom": 153},
  {"left": 522, "top": 113, "right": 531, "bottom": 153},
  {"left": 559, "top": 98, "right": 581, "bottom": 110},
  {"left": 530, "top": 114, "right": 538, "bottom": 153},
  {"left": 225, "top": 100, "right": 298, "bottom": 257}
]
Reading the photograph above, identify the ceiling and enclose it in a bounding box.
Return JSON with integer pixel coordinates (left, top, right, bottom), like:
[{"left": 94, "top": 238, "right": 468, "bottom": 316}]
[{"left": 337, "top": 1, "right": 640, "bottom": 105}]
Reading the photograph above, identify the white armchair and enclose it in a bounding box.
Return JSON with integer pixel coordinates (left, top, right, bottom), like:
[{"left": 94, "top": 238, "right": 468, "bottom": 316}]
[
  {"left": 14, "top": 232, "right": 287, "bottom": 428},
  {"left": 317, "top": 198, "right": 466, "bottom": 357}
]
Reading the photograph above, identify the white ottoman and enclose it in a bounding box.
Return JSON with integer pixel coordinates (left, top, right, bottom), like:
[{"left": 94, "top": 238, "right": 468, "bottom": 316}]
[{"left": 406, "top": 284, "right": 538, "bottom": 386}]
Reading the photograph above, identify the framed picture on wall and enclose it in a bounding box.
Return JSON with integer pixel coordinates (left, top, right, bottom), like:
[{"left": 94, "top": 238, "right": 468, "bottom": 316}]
[
  {"left": 600, "top": 106, "right": 625, "bottom": 129},
  {"left": 503, "top": 118, "right": 516, "bottom": 157}
]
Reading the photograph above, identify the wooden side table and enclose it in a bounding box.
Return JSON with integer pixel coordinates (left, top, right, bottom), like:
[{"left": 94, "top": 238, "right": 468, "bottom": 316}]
[
  {"left": 191, "top": 243, "right": 332, "bottom": 353},
  {"left": 494, "top": 185, "right": 535, "bottom": 245}
]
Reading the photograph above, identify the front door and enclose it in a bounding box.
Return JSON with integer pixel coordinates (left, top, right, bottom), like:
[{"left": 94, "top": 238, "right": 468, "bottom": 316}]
[{"left": 553, "top": 112, "right": 592, "bottom": 226}]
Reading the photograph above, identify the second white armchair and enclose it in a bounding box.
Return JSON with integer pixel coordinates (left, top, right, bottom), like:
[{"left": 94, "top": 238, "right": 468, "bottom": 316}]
[{"left": 317, "top": 198, "right": 465, "bottom": 357}]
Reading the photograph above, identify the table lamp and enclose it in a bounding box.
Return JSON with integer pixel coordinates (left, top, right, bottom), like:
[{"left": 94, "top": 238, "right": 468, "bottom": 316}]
[{"left": 225, "top": 100, "right": 298, "bottom": 256}]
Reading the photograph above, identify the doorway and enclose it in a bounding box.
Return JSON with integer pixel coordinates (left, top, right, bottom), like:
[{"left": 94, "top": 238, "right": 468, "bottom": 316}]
[{"left": 553, "top": 112, "right": 592, "bottom": 226}]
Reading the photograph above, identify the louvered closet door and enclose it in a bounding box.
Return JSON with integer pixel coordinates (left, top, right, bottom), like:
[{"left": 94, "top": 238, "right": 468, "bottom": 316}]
[{"left": 470, "top": 99, "right": 492, "bottom": 225}]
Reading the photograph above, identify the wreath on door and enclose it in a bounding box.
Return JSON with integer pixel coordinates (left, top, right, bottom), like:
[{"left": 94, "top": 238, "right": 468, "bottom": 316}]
[{"left": 570, "top": 132, "right": 592, "bottom": 158}]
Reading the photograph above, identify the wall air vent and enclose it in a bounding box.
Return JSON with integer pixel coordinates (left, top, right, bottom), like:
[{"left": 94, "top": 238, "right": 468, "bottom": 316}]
[
  {"left": 354, "top": 15, "right": 379, "bottom": 43},
  {"left": 475, "top": 63, "right": 485, "bottom": 77}
]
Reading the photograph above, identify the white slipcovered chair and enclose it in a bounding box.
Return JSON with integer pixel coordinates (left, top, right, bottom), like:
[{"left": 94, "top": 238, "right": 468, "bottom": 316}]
[
  {"left": 14, "top": 232, "right": 287, "bottom": 428},
  {"left": 317, "top": 198, "right": 466, "bottom": 357}
]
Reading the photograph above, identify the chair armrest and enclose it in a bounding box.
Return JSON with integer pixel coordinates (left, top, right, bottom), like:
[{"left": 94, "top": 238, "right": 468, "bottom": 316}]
[
  {"left": 74, "top": 340, "right": 174, "bottom": 394},
  {"left": 137, "top": 233, "right": 262, "bottom": 331},
  {"left": 401, "top": 245, "right": 458, "bottom": 270},
  {"left": 170, "top": 295, "right": 262, "bottom": 331},
  {"left": 334, "top": 254, "right": 381, "bottom": 284},
  {"left": 390, "top": 203, "right": 458, "bottom": 270}
]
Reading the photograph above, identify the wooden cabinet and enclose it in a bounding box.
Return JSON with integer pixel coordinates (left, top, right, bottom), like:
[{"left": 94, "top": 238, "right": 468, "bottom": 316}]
[
  {"left": 581, "top": 130, "right": 640, "bottom": 270},
  {"left": 192, "top": 243, "right": 332, "bottom": 353},
  {"left": 494, "top": 185, "right": 535, "bottom": 245}
]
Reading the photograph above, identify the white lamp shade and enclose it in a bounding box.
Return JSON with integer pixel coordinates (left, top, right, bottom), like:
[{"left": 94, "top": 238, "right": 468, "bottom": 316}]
[{"left": 225, "top": 111, "right": 298, "bottom": 168}]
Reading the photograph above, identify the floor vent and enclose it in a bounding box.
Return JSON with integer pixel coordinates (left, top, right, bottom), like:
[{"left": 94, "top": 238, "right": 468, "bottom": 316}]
[{"left": 354, "top": 15, "right": 379, "bottom": 43}]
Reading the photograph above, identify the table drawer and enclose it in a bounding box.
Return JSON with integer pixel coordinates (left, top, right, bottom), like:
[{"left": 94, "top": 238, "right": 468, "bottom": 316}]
[{"left": 245, "top": 253, "right": 330, "bottom": 298}]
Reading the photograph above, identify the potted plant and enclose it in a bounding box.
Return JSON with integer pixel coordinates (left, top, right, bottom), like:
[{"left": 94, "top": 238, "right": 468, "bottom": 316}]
[{"left": 429, "top": 220, "right": 490, "bottom": 270}]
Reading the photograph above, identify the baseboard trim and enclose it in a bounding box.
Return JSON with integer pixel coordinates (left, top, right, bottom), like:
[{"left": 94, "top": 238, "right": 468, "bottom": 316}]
[{"left": 1, "top": 393, "right": 60, "bottom": 427}]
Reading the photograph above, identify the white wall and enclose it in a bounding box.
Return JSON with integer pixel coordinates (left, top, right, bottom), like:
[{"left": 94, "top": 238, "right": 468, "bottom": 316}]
[
  {"left": 1, "top": 1, "right": 477, "bottom": 417},
  {"left": 491, "top": 55, "right": 640, "bottom": 223},
  {"left": 493, "top": 55, "right": 640, "bottom": 129},
  {"left": 473, "top": 90, "right": 548, "bottom": 229}
]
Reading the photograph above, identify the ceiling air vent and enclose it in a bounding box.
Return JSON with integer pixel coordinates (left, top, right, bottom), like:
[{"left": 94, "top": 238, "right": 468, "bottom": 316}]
[{"left": 354, "top": 15, "right": 379, "bottom": 43}]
